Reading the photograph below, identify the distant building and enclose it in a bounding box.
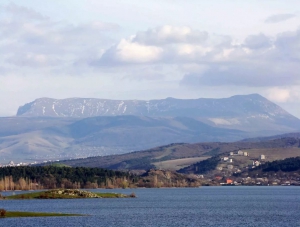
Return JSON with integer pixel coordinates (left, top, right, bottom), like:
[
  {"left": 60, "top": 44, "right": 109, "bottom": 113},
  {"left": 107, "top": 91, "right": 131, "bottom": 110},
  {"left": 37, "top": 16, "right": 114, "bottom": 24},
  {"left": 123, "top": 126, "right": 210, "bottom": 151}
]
[
  {"left": 260, "top": 154, "right": 265, "bottom": 160},
  {"left": 237, "top": 150, "right": 243, "bottom": 155},
  {"left": 223, "top": 157, "right": 229, "bottom": 161},
  {"left": 253, "top": 160, "right": 260, "bottom": 166},
  {"left": 229, "top": 159, "right": 233, "bottom": 163},
  {"left": 229, "top": 152, "right": 234, "bottom": 156},
  {"left": 217, "top": 166, "right": 223, "bottom": 171},
  {"left": 226, "top": 179, "right": 233, "bottom": 184},
  {"left": 8, "top": 161, "right": 15, "bottom": 166},
  {"left": 243, "top": 152, "right": 249, "bottom": 156}
]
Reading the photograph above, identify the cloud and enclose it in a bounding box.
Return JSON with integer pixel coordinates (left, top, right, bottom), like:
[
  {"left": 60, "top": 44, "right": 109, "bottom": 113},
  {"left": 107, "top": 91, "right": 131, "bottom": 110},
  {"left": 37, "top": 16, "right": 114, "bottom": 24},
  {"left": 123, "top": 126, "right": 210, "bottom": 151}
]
[
  {"left": 181, "top": 62, "right": 300, "bottom": 87},
  {"left": 90, "top": 24, "right": 300, "bottom": 86},
  {"left": 2, "top": 3, "right": 300, "bottom": 98},
  {"left": 274, "top": 29, "right": 300, "bottom": 62},
  {"left": 6, "top": 53, "right": 59, "bottom": 67},
  {"left": 3, "top": 3, "right": 48, "bottom": 21},
  {"left": 266, "top": 88, "right": 290, "bottom": 102},
  {"left": 133, "top": 25, "right": 208, "bottom": 45},
  {"left": 0, "top": 3, "right": 119, "bottom": 71},
  {"left": 100, "top": 39, "right": 163, "bottom": 64},
  {"left": 180, "top": 27, "right": 300, "bottom": 88},
  {"left": 243, "top": 33, "right": 272, "bottom": 49},
  {"left": 95, "top": 26, "right": 232, "bottom": 66},
  {"left": 265, "top": 13, "right": 296, "bottom": 23}
]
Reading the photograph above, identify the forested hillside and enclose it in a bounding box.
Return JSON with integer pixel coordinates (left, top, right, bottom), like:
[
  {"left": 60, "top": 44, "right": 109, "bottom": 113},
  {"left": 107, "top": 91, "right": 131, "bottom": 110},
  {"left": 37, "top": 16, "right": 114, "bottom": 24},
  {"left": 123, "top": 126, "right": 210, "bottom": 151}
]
[{"left": 250, "top": 157, "right": 300, "bottom": 173}]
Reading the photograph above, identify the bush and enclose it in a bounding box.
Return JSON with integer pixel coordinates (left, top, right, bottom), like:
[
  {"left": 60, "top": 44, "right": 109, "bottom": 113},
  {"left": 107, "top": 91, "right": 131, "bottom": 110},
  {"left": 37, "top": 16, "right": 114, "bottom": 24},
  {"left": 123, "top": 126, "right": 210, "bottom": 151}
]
[
  {"left": 129, "top": 192, "right": 136, "bottom": 198},
  {"left": 0, "top": 209, "right": 6, "bottom": 217}
]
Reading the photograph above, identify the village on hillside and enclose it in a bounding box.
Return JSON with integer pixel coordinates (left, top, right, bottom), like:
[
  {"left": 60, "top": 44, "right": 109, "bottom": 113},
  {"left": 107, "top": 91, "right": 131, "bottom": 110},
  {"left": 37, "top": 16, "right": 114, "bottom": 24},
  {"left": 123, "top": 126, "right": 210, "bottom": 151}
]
[{"left": 196, "top": 150, "right": 300, "bottom": 186}]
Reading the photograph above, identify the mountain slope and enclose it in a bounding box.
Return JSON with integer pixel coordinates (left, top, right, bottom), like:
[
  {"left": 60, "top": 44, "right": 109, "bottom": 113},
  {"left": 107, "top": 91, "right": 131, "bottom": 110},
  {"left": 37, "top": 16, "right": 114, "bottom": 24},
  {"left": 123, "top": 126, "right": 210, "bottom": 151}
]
[
  {"left": 16, "top": 94, "right": 300, "bottom": 133},
  {"left": 0, "top": 115, "right": 248, "bottom": 164},
  {"left": 55, "top": 137, "right": 300, "bottom": 170}
]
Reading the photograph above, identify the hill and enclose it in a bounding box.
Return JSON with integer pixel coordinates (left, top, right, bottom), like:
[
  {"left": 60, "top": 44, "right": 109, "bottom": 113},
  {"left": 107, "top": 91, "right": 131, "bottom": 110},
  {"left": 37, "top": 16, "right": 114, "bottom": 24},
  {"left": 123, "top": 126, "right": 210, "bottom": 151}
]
[
  {"left": 55, "top": 137, "right": 300, "bottom": 171},
  {"left": 241, "top": 132, "right": 300, "bottom": 142},
  {"left": 0, "top": 116, "right": 249, "bottom": 164}
]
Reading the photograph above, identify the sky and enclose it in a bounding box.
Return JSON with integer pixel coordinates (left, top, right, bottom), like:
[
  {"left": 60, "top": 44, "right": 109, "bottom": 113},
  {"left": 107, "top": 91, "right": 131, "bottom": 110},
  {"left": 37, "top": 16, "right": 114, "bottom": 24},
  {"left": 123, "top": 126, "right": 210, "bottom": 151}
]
[{"left": 1, "top": 0, "right": 300, "bottom": 117}]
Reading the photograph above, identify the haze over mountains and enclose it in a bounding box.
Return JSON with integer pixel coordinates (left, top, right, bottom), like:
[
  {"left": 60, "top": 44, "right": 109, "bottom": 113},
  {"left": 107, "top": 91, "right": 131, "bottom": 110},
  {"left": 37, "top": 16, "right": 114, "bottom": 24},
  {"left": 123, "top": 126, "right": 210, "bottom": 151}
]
[{"left": 1, "top": 94, "right": 300, "bottom": 164}]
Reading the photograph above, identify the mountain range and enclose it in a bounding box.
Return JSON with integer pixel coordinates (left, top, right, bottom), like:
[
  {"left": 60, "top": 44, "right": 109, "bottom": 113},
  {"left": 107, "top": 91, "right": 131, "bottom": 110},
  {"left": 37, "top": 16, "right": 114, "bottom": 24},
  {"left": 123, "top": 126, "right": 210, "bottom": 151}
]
[{"left": 1, "top": 94, "right": 300, "bottom": 164}]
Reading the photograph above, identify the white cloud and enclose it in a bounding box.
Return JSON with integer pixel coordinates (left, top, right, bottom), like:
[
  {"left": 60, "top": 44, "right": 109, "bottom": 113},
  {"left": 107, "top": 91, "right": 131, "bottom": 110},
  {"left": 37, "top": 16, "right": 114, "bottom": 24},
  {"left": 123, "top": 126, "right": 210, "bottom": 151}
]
[
  {"left": 243, "top": 33, "right": 272, "bottom": 49},
  {"left": 0, "top": 3, "right": 119, "bottom": 72},
  {"left": 266, "top": 88, "right": 291, "bottom": 102},
  {"left": 96, "top": 25, "right": 231, "bottom": 66},
  {"left": 109, "top": 39, "right": 163, "bottom": 63},
  {"left": 133, "top": 25, "right": 208, "bottom": 45}
]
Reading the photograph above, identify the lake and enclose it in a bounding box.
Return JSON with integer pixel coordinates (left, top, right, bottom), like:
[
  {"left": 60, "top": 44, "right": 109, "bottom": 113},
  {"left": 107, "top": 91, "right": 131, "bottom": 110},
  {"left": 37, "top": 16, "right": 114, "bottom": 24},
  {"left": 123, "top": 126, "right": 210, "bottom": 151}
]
[{"left": 1, "top": 187, "right": 300, "bottom": 227}]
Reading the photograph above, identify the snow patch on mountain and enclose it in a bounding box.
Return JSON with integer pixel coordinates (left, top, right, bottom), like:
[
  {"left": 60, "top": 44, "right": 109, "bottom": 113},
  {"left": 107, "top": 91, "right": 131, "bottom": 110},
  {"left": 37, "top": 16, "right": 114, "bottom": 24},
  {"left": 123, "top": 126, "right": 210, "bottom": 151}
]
[{"left": 209, "top": 118, "right": 240, "bottom": 125}]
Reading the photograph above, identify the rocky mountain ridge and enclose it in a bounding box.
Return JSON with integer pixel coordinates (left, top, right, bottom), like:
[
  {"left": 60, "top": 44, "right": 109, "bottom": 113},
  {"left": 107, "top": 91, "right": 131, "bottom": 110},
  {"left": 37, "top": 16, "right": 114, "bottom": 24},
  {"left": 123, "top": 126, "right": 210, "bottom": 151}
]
[
  {"left": 17, "top": 94, "right": 288, "bottom": 118},
  {"left": 16, "top": 94, "right": 300, "bottom": 132}
]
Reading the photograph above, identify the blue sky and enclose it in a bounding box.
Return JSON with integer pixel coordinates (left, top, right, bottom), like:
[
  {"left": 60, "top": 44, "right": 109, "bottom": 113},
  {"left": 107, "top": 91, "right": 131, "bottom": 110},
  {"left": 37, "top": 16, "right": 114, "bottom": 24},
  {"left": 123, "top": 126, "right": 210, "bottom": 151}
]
[{"left": 1, "top": 0, "right": 300, "bottom": 117}]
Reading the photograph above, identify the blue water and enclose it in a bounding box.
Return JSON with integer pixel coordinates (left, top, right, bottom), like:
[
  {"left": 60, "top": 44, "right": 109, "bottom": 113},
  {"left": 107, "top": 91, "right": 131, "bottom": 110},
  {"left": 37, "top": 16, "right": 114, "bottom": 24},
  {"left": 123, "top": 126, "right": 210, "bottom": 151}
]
[{"left": 0, "top": 187, "right": 300, "bottom": 227}]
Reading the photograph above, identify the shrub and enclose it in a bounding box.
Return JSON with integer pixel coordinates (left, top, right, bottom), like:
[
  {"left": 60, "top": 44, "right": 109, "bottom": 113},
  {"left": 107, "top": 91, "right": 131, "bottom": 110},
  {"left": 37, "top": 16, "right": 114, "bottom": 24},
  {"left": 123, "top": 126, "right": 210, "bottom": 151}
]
[
  {"left": 129, "top": 192, "right": 136, "bottom": 198},
  {"left": 0, "top": 209, "right": 6, "bottom": 217}
]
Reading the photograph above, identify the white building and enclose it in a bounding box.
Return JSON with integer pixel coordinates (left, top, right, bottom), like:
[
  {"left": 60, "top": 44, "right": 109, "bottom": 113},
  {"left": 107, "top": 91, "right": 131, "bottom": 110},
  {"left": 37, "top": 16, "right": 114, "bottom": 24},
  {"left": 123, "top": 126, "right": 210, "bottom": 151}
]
[
  {"left": 237, "top": 150, "right": 243, "bottom": 155},
  {"left": 260, "top": 155, "right": 265, "bottom": 160},
  {"left": 253, "top": 160, "right": 260, "bottom": 166}
]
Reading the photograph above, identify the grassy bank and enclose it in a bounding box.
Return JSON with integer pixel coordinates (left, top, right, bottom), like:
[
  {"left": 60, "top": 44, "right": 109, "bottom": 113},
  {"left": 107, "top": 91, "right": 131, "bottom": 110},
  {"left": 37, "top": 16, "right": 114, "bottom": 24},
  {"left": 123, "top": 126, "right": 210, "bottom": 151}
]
[{"left": 3, "top": 210, "right": 81, "bottom": 218}]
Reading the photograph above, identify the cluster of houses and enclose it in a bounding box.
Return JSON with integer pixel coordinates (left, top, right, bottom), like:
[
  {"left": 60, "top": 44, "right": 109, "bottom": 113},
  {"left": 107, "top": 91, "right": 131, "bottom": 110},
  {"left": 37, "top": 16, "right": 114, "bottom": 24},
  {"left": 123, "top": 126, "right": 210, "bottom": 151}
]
[
  {"left": 230, "top": 150, "right": 249, "bottom": 156},
  {"left": 251, "top": 155, "right": 266, "bottom": 167},
  {"left": 221, "top": 151, "right": 266, "bottom": 168},
  {"left": 219, "top": 176, "right": 300, "bottom": 186}
]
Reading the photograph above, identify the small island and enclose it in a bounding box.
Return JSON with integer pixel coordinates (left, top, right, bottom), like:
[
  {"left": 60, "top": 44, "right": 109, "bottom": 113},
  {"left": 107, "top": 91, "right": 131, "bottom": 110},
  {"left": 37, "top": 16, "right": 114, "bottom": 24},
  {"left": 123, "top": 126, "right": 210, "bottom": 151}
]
[
  {"left": 2, "top": 189, "right": 136, "bottom": 200},
  {"left": 0, "top": 189, "right": 136, "bottom": 218}
]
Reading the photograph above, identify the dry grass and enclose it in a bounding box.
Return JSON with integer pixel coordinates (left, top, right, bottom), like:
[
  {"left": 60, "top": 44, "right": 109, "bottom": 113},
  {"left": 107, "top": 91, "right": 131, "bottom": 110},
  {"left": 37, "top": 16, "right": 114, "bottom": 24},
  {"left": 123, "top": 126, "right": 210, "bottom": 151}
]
[
  {"left": 239, "top": 148, "right": 300, "bottom": 162},
  {"left": 153, "top": 157, "right": 211, "bottom": 170}
]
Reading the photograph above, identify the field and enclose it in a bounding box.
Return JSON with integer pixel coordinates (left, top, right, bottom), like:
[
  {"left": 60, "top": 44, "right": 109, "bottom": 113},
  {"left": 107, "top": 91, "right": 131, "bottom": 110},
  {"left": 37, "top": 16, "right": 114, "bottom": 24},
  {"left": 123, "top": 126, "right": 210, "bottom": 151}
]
[
  {"left": 240, "top": 147, "right": 300, "bottom": 162},
  {"left": 153, "top": 157, "right": 211, "bottom": 170}
]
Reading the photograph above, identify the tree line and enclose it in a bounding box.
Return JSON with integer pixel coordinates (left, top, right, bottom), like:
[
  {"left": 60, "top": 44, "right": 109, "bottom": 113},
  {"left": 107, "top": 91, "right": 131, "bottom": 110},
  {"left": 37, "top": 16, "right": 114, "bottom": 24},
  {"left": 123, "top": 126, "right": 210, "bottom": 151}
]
[
  {"left": 178, "top": 156, "right": 220, "bottom": 174},
  {"left": 0, "top": 166, "right": 138, "bottom": 190}
]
